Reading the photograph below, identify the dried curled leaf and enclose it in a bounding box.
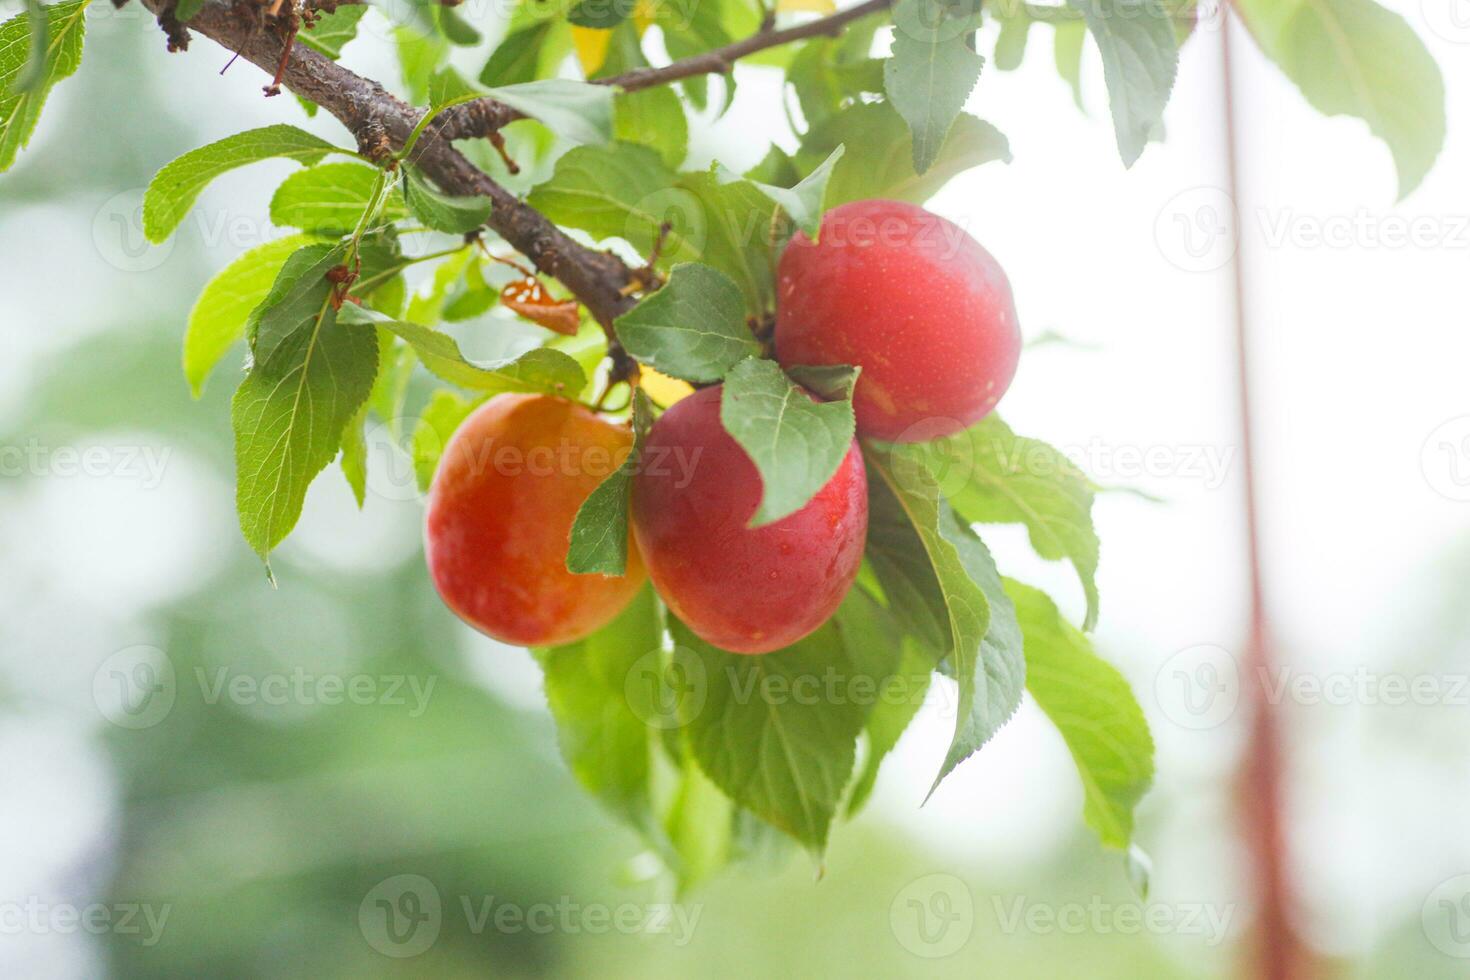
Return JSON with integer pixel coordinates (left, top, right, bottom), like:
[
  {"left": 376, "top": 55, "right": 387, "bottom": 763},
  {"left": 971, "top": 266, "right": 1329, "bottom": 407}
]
[{"left": 500, "top": 276, "right": 582, "bottom": 335}]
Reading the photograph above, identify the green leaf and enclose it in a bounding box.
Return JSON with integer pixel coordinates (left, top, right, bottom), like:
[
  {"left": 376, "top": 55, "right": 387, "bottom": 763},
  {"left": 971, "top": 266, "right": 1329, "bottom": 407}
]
[
  {"left": 784, "top": 363, "right": 860, "bottom": 401},
  {"left": 612, "top": 263, "right": 759, "bottom": 383},
  {"left": 905, "top": 414, "right": 1101, "bottom": 630},
  {"left": 540, "top": 586, "right": 665, "bottom": 836},
  {"left": 830, "top": 586, "right": 906, "bottom": 723},
  {"left": 885, "top": 0, "right": 985, "bottom": 173},
  {"left": 297, "top": 4, "right": 367, "bottom": 59},
  {"left": 827, "top": 585, "right": 918, "bottom": 815},
  {"left": 483, "top": 78, "right": 614, "bottom": 145},
  {"left": 441, "top": 258, "right": 497, "bottom": 322},
  {"left": 864, "top": 448, "right": 980, "bottom": 653},
  {"left": 248, "top": 243, "right": 345, "bottom": 365},
  {"left": 235, "top": 236, "right": 405, "bottom": 525},
  {"left": 1234, "top": 0, "right": 1444, "bottom": 197},
  {"left": 797, "top": 102, "right": 1010, "bottom": 207},
  {"left": 676, "top": 169, "right": 778, "bottom": 315},
  {"left": 183, "top": 233, "right": 323, "bottom": 398},
  {"left": 480, "top": 21, "right": 561, "bottom": 87},
  {"left": 746, "top": 145, "right": 801, "bottom": 188},
  {"left": 1006, "top": 578, "right": 1154, "bottom": 847},
  {"left": 339, "top": 400, "right": 369, "bottom": 507},
  {"left": 270, "top": 161, "right": 404, "bottom": 234},
  {"left": 731, "top": 145, "right": 844, "bottom": 238},
  {"left": 614, "top": 85, "right": 688, "bottom": 169},
  {"left": 865, "top": 446, "right": 1025, "bottom": 794},
  {"left": 786, "top": 29, "right": 886, "bottom": 130},
  {"left": 1066, "top": 0, "right": 1177, "bottom": 166},
  {"left": 436, "top": 4, "right": 481, "bottom": 46},
  {"left": 0, "top": 0, "right": 88, "bottom": 174},
  {"left": 411, "top": 389, "right": 479, "bottom": 491},
  {"left": 366, "top": 272, "right": 408, "bottom": 317},
  {"left": 934, "top": 508, "right": 1026, "bottom": 784},
  {"left": 526, "top": 142, "right": 683, "bottom": 255},
  {"left": 13, "top": 0, "right": 45, "bottom": 93},
  {"left": 673, "top": 617, "right": 865, "bottom": 853},
  {"left": 719, "top": 357, "right": 855, "bottom": 527},
  {"left": 658, "top": 0, "right": 737, "bottom": 113},
  {"left": 144, "top": 125, "right": 342, "bottom": 243},
  {"left": 386, "top": 0, "right": 478, "bottom": 47},
  {"left": 338, "top": 305, "right": 588, "bottom": 395},
  {"left": 788, "top": 39, "right": 847, "bottom": 130},
  {"left": 1053, "top": 20, "right": 1087, "bottom": 110},
  {"left": 590, "top": 18, "right": 648, "bottom": 78},
  {"left": 661, "top": 753, "right": 736, "bottom": 893},
  {"left": 402, "top": 165, "right": 494, "bottom": 234},
  {"left": 847, "top": 636, "right": 932, "bottom": 815},
  {"left": 369, "top": 332, "right": 412, "bottom": 425},
  {"left": 427, "top": 64, "right": 484, "bottom": 108},
  {"left": 995, "top": 10, "right": 1031, "bottom": 70},
  {"left": 398, "top": 24, "right": 451, "bottom": 103},
  {"left": 232, "top": 305, "right": 379, "bottom": 563},
  {"left": 862, "top": 489, "right": 950, "bottom": 653},
  {"left": 566, "top": 389, "right": 652, "bottom": 576}
]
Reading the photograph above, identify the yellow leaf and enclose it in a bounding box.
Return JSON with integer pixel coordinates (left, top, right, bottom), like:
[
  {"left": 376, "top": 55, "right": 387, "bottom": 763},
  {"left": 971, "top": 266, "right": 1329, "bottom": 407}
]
[
  {"left": 778, "top": 0, "right": 836, "bottom": 11},
  {"left": 572, "top": 26, "right": 611, "bottom": 75},
  {"left": 640, "top": 369, "right": 694, "bottom": 407}
]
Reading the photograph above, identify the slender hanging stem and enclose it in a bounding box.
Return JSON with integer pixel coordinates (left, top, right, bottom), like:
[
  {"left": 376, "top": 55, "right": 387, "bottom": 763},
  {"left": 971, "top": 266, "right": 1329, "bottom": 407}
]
[{"left": 1219, "top": 12, "right": 1306, "bottom": 980}]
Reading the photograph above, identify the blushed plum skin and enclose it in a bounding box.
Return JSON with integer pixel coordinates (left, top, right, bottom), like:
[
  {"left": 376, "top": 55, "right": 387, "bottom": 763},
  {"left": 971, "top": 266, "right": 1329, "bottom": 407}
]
[
  {"left": 631, "top": 386, "right": 867, "bottom": 654},
  {"left": 775, "top": 199, "right": 1021, "bottom": 442},
  {"left": 425, "top": 393, "right": 645, "bottom": 647}
]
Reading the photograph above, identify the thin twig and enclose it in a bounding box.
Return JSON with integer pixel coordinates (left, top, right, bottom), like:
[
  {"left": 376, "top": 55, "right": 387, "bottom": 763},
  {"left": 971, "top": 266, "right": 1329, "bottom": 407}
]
[
  {"left": 607, "top": 0, "right": 890, "bottom": 92},
  {"left": 435, "top": 0, "right": 893, "bottom": 138}
]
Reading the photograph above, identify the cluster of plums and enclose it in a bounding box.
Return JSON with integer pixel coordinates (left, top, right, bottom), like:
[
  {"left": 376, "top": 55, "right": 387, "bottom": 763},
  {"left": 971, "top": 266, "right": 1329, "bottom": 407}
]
[{"left": 424, "top": 200, "right": 1021, "bottom": 654}]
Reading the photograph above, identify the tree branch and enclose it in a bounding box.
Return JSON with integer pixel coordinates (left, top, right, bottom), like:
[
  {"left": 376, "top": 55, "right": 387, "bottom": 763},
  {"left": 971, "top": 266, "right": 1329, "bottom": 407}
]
[{"left": 144, "top": 0, "right": 639, "bottom": 335}]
